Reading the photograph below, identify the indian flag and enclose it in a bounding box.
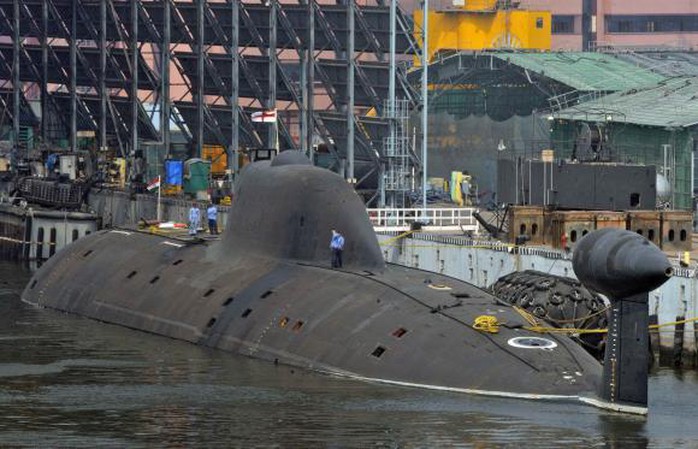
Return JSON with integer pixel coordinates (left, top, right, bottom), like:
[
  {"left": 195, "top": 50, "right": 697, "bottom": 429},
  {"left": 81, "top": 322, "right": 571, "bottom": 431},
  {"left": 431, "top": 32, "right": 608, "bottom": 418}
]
[{"left": 147, "top": 176, "right": 161, "bottom": 191}]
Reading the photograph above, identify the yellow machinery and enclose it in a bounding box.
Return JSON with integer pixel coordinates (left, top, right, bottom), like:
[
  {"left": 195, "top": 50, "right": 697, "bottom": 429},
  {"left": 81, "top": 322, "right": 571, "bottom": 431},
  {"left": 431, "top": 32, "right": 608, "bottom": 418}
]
[
  {"left": 202, "top": 145, "right": 228, "bottom": 177},
  {"left": 414, "top": 0, "right": 551, "bottom": 62},
  {"left": 107, "top": 157, "right": 127, "bottom": 189},
  {"left": 202, "top": 145, "right": 252, "bottom": 178}
]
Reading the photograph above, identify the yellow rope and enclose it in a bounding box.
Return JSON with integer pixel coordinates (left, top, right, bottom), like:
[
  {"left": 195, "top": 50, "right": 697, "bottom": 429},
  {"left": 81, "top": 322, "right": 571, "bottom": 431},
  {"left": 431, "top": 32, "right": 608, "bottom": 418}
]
[
  {"left": 473, "top": 315, "right": 500, "bottom": 333},
  {"left": 524, "top": 326, "right": 609, "bottom": 334},
  {"left": 543, "top": 305, "right": 611, "bottom": 325},
  {"left": 379, "top": 230, "right": 415, "bottom": 247},
  {"left": 513, "top": 306, "right": 539, "bottom": 327},
  {"left": 650, "top": 317, "right": 698, "bottom": 329},
  {"left": 510, "top": 302, "right": 698, "bottom": 334},
  {"left": 514, "top": 311, "right": 698, "bottom": 335}
]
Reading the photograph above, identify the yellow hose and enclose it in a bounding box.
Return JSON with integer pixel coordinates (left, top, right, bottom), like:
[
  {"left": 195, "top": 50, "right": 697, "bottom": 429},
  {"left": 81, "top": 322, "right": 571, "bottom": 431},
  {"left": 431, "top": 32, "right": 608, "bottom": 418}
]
[{"left": 473, "top": 315, "right": 500, "bottom": 334}]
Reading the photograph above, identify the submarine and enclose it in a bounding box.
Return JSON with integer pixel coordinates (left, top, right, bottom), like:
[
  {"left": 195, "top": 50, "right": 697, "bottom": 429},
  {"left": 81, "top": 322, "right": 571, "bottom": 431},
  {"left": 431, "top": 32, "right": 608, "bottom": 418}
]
[{"left": 22, "top": 151, "right": 672, "bottom": 414}]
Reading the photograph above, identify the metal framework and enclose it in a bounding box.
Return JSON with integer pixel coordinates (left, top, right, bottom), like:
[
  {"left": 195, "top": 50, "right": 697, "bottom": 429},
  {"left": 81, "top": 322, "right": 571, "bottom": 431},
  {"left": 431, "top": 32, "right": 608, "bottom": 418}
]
[{"left": 0, "top": 0, "right": 419, "bottom": 203}]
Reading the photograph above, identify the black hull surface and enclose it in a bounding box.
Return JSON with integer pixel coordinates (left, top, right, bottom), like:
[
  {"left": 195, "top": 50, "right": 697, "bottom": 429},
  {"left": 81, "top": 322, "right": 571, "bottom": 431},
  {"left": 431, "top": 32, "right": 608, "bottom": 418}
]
[
  {"left": 22, "top": 152, "right": 604, "bottom": 409},
  {"left": 23, "top": 228, "right": 601, "bottom": 400}
]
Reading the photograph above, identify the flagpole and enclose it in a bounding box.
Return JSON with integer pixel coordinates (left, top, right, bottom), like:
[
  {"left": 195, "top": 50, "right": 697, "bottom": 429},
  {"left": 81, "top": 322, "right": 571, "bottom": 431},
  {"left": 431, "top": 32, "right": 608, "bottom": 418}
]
[{"left": 156, "top": 175, "right": 162, "bottom": 222}]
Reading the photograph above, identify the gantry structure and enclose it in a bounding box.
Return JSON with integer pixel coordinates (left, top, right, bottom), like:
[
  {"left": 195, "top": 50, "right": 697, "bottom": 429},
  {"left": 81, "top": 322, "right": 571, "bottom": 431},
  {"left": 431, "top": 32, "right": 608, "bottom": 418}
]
[{"left": 0, "top": 0, "right": 420, "bottom": 204}]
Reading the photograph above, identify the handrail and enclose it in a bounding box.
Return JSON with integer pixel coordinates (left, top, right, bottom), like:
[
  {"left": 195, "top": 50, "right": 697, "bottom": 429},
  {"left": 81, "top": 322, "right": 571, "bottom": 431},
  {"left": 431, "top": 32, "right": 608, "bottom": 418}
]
[{"left": 367, "top": 207, "right": 480, "bottom": 232}]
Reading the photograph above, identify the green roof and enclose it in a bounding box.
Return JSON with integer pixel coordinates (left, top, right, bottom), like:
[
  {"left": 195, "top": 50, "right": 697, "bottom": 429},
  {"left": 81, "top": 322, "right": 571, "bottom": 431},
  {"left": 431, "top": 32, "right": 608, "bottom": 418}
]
[
  {"left": 493, "top": 52, "right": 666, "bottom": 91},
  {"left": 554, "top": 77, "right": 698, "bottom": 128}
]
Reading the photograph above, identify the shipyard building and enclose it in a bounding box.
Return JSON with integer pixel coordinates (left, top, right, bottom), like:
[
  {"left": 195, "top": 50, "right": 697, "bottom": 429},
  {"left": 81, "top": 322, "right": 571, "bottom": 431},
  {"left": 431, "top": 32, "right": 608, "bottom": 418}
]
[{"left": 2, "top": 0, "right": 698, "bottom": 213}]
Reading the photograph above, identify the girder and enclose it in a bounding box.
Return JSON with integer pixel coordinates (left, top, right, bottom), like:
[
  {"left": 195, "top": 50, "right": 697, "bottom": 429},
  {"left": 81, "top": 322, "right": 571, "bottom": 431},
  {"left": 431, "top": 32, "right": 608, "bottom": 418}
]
[{"left": 0, "top": 0, "right": 419, "bottom": 201}]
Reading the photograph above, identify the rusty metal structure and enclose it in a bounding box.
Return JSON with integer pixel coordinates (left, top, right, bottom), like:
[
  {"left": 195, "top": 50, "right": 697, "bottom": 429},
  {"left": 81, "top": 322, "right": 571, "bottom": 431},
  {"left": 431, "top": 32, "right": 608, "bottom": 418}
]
[{"left": 0, "top": 0, "right": 419, "bottom": 203}]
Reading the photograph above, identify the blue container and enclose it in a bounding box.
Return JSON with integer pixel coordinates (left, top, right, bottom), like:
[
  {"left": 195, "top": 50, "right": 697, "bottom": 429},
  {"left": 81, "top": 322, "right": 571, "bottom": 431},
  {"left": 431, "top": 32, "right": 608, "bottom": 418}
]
[{"left": 165, "top": 160, "right": 184, "bottom": 186}]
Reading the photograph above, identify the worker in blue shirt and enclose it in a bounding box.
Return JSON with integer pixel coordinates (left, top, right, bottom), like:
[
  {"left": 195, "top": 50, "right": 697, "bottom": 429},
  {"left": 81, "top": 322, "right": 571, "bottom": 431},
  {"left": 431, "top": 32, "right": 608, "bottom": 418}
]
[
  {"left": 207, "top": 203, "right": 218, "bottom": 235},
  {"left": 188, "top": 202, "right": 201, "bottom": 236},
  {"left": 330, "top": 229, "right": 345, "bottom": 268}
]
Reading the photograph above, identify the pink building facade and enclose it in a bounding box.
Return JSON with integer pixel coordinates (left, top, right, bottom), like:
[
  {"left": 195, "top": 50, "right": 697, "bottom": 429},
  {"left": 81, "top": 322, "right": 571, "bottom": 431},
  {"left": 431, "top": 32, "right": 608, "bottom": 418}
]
[
  {"left": 521, "top": 0, "right": 698, "bottom": 49},
  {"left": 405, "top": 0, "right": 698, "bottom": 50}
]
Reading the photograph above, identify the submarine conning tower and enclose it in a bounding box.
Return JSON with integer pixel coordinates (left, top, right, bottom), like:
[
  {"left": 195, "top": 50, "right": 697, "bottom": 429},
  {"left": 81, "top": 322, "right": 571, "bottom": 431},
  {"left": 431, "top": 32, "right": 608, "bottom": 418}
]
[
  {"left": 217, "top": 151, "right": 385, "bottom": 271},
  {"left": 573, "top": 228, "right": 673, "bottom": 413}
]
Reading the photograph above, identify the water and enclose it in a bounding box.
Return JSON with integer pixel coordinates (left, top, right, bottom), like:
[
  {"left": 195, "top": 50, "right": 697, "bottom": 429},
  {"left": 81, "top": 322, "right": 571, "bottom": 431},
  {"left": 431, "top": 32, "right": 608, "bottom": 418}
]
[{"left": 1, "top": 260, "right": 697, "bottom": 448}]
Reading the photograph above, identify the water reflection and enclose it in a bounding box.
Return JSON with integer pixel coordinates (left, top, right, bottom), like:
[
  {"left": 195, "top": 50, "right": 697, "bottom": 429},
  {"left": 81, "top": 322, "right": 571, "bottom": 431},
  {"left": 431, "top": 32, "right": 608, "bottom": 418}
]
[{"left": 1, "top": 261, "right": 696, "bottom": 448}]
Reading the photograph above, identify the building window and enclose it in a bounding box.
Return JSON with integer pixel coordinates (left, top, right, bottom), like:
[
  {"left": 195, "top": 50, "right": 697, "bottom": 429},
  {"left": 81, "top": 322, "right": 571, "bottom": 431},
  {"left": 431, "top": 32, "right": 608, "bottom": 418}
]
[
  {"left": 630, "top": 193, "right": 640, "bottom": 207},
  {"left": 552, "top": 15, "right": 575, "bottom": 34},
  {"left": 536, "top": 17, "right": 544, "bottom": 29},
  {"left": 618, "top": 19, "right": 633, "bottom": 33},
  {"left": 607, "top": 15, "right": 698, "bottom": 33}
]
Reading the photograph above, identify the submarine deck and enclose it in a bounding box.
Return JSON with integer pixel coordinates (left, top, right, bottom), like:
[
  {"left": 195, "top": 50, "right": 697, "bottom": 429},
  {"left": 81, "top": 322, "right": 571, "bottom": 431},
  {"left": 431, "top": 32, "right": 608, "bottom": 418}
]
[{"left": 23, "top": 228, "right": 602, "bottom": 401}]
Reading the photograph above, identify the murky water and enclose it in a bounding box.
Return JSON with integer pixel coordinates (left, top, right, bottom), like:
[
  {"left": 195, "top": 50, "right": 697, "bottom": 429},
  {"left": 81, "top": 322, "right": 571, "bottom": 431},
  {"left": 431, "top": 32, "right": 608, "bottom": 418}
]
[{"left": 1, "top": 260, "right": 697, "bottom": 448}]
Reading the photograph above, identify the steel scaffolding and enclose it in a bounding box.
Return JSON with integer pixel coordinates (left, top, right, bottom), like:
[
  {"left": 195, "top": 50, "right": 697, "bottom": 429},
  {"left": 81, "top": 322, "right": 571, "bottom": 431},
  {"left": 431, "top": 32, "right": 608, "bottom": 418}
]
[
  {"left": 0, "top": 0, "right": 419, "bottom": 203},
  {"left": 382, "top": 98, "right": 412, "bottom": 207}
]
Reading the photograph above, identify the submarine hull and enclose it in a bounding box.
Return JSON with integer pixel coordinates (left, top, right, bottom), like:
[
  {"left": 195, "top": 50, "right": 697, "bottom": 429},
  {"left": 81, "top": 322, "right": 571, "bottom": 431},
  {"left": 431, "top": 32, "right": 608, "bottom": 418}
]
[
  {"left": 23, "top": 228, "right": 600, "bottom": 400},
  {"left": 23, "top": 153, "right": 604, "bottom": 407}
]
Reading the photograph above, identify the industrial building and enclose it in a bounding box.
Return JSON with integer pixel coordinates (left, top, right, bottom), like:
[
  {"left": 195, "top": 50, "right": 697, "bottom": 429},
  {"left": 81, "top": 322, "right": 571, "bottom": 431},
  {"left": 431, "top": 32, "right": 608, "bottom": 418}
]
[
  {"left": 0, "top": 0, "right": 420, "bottom": 205},
  {"left": 424, "top": 50, "right": 667, "bottom": 204},
  {"left": 550, "top": 76, "right": 698, "bottom": 210},
  {"left": 5, "top": 0, "right": 698, "bottom": 211}
]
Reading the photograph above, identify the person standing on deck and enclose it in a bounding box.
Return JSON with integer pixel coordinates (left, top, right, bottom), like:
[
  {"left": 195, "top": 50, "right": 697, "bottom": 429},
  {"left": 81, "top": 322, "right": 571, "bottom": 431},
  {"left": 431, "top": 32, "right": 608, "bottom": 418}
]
[
  {"left": 207, "top": 203, "right": 218, "bottom": 235},
  {"left": 330, "top": 229, "right": 345, "bottom": 268},
  {"left": 188, "top": 202, "right": 201, "bottom": 236}
]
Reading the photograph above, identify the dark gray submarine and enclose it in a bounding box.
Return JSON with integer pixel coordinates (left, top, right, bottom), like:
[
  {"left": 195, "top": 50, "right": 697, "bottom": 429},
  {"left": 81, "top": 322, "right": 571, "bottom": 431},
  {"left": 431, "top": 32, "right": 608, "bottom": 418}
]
[{"left": 22, "top": 151, "right": 671, "bottom": 414}]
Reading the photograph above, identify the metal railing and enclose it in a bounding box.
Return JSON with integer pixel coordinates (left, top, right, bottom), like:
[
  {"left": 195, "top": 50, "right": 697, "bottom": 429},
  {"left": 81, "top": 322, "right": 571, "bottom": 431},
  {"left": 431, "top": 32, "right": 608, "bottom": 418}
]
[{"left": 367, "top": 207, "right": 480, "bottom": 232}]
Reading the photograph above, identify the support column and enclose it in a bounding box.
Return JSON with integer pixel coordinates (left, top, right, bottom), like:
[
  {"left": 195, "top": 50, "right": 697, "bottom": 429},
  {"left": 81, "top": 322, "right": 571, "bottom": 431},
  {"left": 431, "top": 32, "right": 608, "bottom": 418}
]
[
  {"left": 300, "top": 25, "right": 307, "bottom": 155},
  {"left": 346, "top": 0, "right": 355, "bottom": 183},
  {"left": 268, "top": 0, "right": 278, "bottom": 150},
  {"left": 162, "top": 0, "right": 171, "bottom": 157},
  {"left": 41, "top": 0, "right": 49, "bottom": 143},
  {"left": 12, "top": 0, "right": 20, "bottom": 164},
  {"left": 421, "top": 0, "right": 429, "bottom": 213},
  {"left": 196, "top": 0, "right": 204, "bottom": 158},
  {"left": 306, "top": 0, "right": 315, "bottom": 162},
  {"left": 131, "top": 0, "right": 139, "bottom": 160},
  {"left": 70, "top": 0, "right": 77, "bottom": 152},
  {"left": 383, "top": 0, "right": 397, "bottom": 207},
  {"left": 230, "top": 0, "right": 239, "bottom": 178},
  {"left": 100, "top": 0, "right": 107, "bottom": 152}
]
